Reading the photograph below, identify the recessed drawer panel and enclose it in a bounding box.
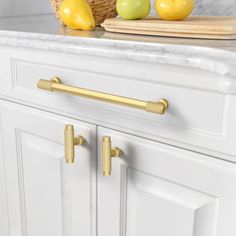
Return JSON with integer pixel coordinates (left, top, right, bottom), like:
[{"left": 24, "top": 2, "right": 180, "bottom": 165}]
[{"left": 0, "top": 46, "right": 235, "bottom": 160}]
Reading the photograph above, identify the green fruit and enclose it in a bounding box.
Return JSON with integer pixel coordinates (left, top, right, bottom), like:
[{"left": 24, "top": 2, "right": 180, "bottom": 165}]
[{"left": 116, "top": 0, "right": 151, "bottom": 20}]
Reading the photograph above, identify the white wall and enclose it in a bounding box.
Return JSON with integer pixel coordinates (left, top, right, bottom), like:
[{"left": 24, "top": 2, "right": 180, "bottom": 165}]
[
  {"left": 0, "top": 0, "right": 235, "bottom": 18},
  {"left": 0, "top": 0, "right": 52, "bottom": 17}
]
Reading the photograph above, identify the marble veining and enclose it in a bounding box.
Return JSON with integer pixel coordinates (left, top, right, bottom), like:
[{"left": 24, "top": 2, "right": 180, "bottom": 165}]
[
  {"left": 151, "top": 0, "right": 236, "bottom": 16},
  {"left": 193, "top": 0, "right": 236, "bottom": 16}
]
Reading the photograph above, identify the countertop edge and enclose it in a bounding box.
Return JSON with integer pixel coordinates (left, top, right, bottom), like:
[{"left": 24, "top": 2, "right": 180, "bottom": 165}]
[{"left": 0, "top": 30, "right": 236, "bottom": 95}]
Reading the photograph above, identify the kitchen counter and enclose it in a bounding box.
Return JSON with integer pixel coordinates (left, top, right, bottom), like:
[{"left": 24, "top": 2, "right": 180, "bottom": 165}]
[
  {"left": 0, "top": 14, "right": 235, "bottom": 50},
  {"left": 0, "top": 14, "right": 236, "bottom": 85},
  {"left": 2, "top": 12, "right": 236, "bottom": 236}
]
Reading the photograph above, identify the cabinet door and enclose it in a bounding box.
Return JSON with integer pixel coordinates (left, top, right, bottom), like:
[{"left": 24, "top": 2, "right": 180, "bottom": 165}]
[
  {"left": 0, "top": 101, "right": 96, "bottom": 236},
  {"left": 98, "top": 127, "right": 236, "bottom": 236}
]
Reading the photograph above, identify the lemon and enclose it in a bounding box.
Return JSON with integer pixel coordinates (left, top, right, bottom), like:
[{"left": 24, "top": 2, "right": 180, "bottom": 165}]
[
  {"left": 156, "top": 0, "right": 195, "bottom": 20},
  {"left": 60, "top": 0, "right": 95, "bottom": 30}
]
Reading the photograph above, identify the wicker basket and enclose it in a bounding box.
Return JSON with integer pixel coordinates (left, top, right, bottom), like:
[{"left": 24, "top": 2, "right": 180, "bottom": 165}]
[{"left": 51, "top": 0, "right": 117, "bottom": 26}]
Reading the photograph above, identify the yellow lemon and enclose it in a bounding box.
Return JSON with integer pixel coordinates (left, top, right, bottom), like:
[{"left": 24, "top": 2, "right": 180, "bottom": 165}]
[
  {"left": 156, "top": 0, "right": 195, "bottom": 20},
  {"left": 60, "top": 0, "right": 95, "bottom": 30}
]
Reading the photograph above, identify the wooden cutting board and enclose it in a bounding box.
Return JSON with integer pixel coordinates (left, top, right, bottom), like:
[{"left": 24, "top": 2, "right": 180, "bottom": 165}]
[{"left": 101, "top": 16, "right": 236, "bottom": 39}]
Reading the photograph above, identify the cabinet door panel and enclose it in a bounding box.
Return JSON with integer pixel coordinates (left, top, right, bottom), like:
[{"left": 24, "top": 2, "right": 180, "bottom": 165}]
[
  {"left": 98, "top": 127, "right": 236, "bottom": 236},
  {"left": 0, "top": 101, "right": 96, "bottom": 236}
]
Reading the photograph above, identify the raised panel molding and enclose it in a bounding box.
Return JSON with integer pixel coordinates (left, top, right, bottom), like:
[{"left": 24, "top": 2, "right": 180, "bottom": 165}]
[
  {"left": 15, "top": 129, "right": 66, "bottom": 236},
  {"left": 125, "top": 168, "right": 217, "bottom": 236},
  {"left": 15, "top": 130, "right": 27, "bottom": 236},
  {"left": 119, "top": 165, "right": 128, "bottom": 236},
  {"left": 10, "top": 58, "right": 19, "bottom": 91},
  {"left": 10, "top": 58, "right": 226, "bottom": 134},
  {"left": 9, "top": 58, "right": 228, "bottom": 141}
]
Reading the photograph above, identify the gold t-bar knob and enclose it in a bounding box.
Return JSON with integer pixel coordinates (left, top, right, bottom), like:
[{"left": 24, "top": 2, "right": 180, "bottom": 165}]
[
  {"left": 102, "top": 136, "right": 121, "bottom": 176},
  {"left": 65, "top": 125, "right": 85, "bottom": 163}
]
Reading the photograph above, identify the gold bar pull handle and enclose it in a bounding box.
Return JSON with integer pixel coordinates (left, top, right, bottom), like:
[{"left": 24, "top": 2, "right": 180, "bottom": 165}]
[
  {"left": 37, "top": 78, "right": 169, "bottom": 115},
  {"left": 65, "top": 125, "right": 85, "bottom": 164},
  {"left": 102, "top": 136, "right": 121, "bottom": 176}
]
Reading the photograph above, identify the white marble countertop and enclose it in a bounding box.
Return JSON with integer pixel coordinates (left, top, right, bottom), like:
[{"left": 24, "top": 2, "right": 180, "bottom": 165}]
[
  {"left": 0, "top": 14, "right": 236, "bottom": 94},
  {"left": 0, "top": 14, "right": 235, "bottom": 50}
]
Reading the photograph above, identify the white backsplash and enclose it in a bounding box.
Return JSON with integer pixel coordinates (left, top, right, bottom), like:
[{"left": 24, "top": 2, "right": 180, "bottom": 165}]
[
  {"left": 151, "top": 0, "right": 236, "bottom": 16},
  {"left": 0, "top": 0, "right": 52, "bottom": 17},
  {"left": 0, "top": 0, "right": 235, "bottom": 18}
]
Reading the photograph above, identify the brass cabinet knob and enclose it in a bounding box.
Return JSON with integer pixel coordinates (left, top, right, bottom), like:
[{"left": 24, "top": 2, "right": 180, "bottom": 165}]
[
  {"left": 64, "top": 125, "right": 85, "bottom": 163},
  {"left": 102, "top": 136, "right": 121, "bottom": 176}
]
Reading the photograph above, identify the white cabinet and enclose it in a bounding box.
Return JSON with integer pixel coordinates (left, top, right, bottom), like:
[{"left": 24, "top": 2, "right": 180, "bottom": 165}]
[
  {"left": 98, "top": 127, "right": 236, "bottom": 236},
  {"left": 1, "top": 95, "right": 236, "bottom": 236},
  {"left": 1, "top": 46, "right": 236, "bottom": 160},
  {"left": 0, "top": 88, "right": 236, "bottom": 236},
  {"left": 0, "top": 101, "right": 96, "bottom": 236},
  {"left": 0, "top": 42, "right": 236, "bottom": 236}
]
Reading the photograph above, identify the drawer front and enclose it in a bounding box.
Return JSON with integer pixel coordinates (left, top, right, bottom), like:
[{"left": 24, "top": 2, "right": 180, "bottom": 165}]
[{"left": 0, "top": 46, "right": 235, "bottom": 159}]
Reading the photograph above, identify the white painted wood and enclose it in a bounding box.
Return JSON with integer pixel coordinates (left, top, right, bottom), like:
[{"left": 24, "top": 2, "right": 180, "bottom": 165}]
[
  {"left": 0, "top": 105, "right": 9, "bottom": 236},
  {"left": 0, "top": 100, "right": 96, "bottom": 236},
  {"left": 0, "top": 31, "right": 236, "bottom": 236},
  {"left": 98, "top": 127, "right": 236, "bottom": 236},
  {"left": 0, "top": 0, "right": 52, "bottom": 17},
  {"left": 0, "top": 46, "right": 236, "bottom": 161}
]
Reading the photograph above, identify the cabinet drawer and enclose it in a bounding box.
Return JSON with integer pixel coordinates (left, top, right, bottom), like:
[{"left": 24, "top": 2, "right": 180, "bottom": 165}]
[{"left": 0, "top": 46, "right": 236, "bottom": 160}]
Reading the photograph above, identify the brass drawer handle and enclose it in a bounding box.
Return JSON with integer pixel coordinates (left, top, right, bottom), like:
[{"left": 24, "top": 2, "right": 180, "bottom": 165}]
[
  {"left": 102, "top": 136, "right": 121, "bottom": 176},
  {"left": 65, "top": 125, "right": 85, "bottom": 163},
  {"left": 38, "top": 77, "right": 168, "bottom": 115}
]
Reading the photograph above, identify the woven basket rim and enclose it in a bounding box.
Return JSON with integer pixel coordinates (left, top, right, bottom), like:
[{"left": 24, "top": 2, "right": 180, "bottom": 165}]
[{"left": 51, "top": 0, "right": 117, "bottom": 26}]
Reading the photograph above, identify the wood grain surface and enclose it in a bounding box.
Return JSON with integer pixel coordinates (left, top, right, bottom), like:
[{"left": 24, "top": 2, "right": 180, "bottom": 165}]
[{"left": 102, "top": 16, "right": 236, "bottom": 39}]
